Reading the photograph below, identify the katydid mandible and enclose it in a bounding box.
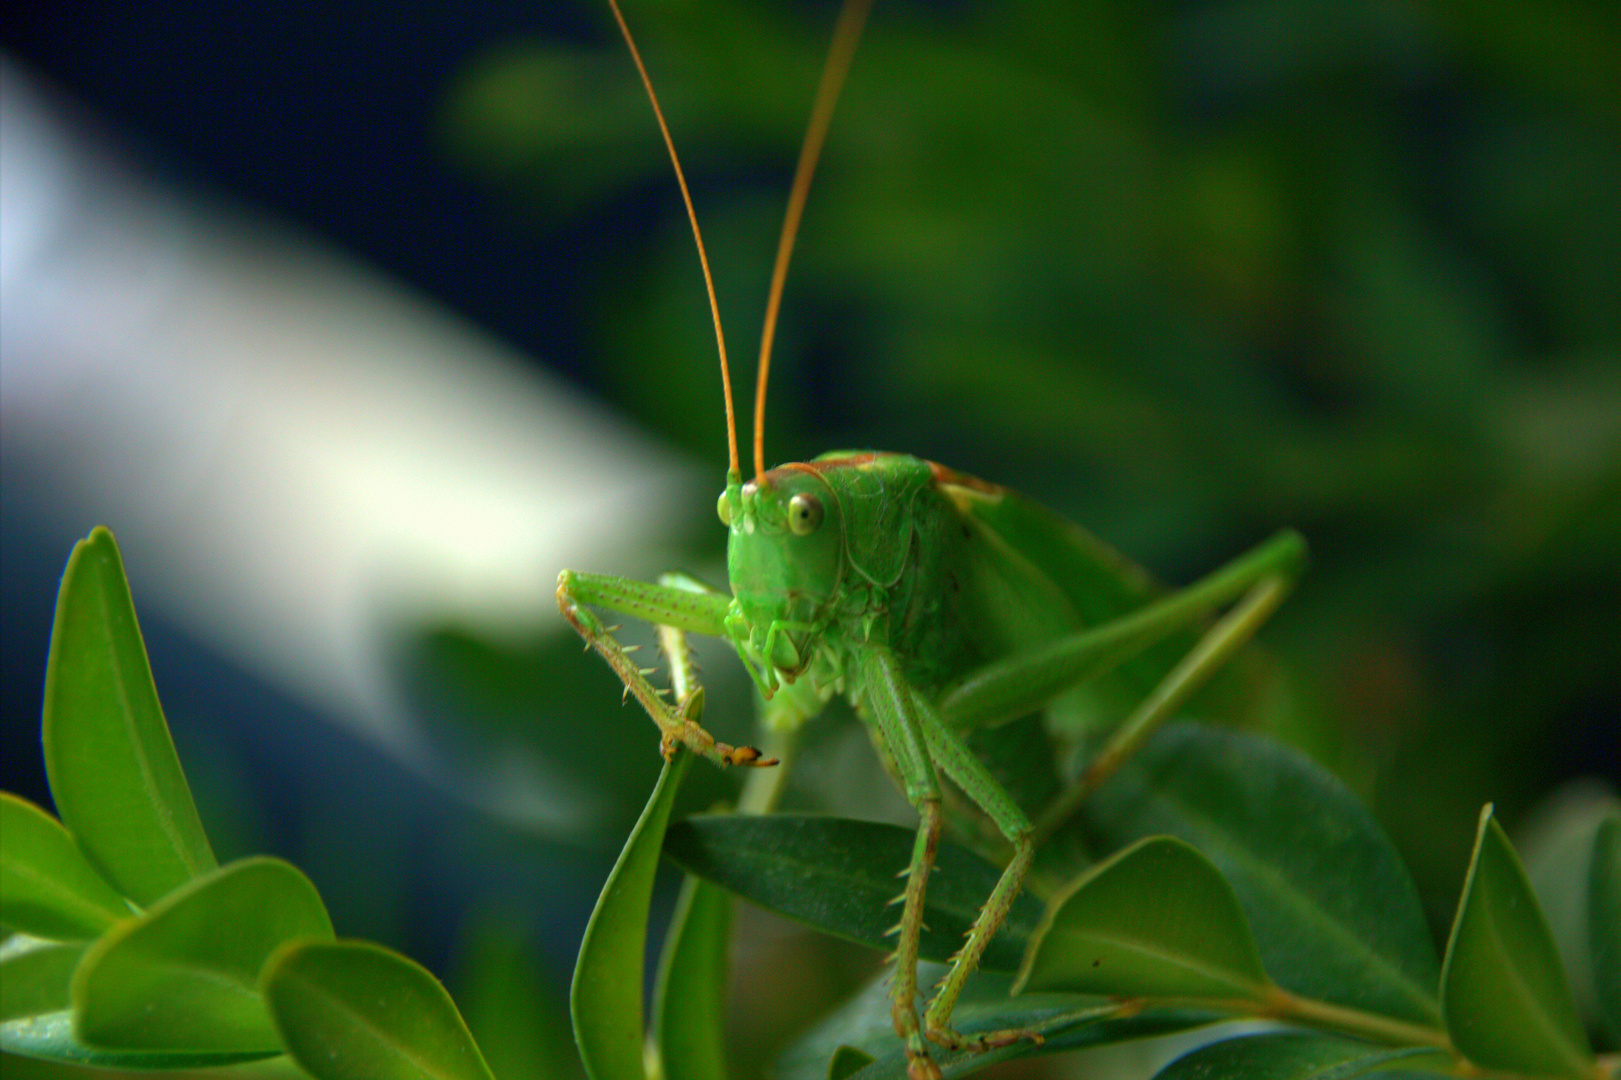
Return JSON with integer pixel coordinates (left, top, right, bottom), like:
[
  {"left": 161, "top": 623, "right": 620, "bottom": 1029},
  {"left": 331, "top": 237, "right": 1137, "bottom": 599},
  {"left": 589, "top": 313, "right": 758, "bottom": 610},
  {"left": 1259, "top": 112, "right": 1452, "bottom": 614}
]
[{"left": 556, "top": 3, "right": 1307, "bottom": 1077}]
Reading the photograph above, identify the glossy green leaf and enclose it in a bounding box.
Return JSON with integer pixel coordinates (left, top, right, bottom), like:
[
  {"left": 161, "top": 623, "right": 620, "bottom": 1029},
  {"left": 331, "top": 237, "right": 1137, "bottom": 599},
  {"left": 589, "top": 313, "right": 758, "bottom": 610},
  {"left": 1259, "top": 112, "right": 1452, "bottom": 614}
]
[
  {"left": 653, "top": 873, "right": 731, "bottom": 1080},
  {"left": 1152, "top": 1032, "right": 1452, "bottom": 1079},
  {"left": 662, "top": 814, "right": 1043, "bottom": 972},
  {"left": 0, "top": 794, "right": 130, "bottom": 941},
  {"left": 1079, "top": 723, "right": 1441, "bottom": 1025},
  {"left": 1014, "top": 836, "right": 1269, "bottom": 999},
  {"left": 42, "top": 527, "right": 216, "bottom": 905},
  {"left": 263, "top": 938, "right": 495, "bottom": 1080},
  {"left": 72, "top": 856, "right": 333, "bottom": 1052},
  {"left": 778, "top": 963, "right": 1218, "bottom": 1080},
  {"left": 1, "top": 936, "right": 85, "bottom": 1022},
  {"left": 1589, "top": 815, "right": 1621, "bottom": 1043},
  {"left": 574, "top": 751, "right": 694, "bottom": 1080},
  {"left": 2, "top": 1008, "right": 276, "bottom": 1069},
  {"left": 1441, "top": 805, "right": 1593, "bottom": 1077}
]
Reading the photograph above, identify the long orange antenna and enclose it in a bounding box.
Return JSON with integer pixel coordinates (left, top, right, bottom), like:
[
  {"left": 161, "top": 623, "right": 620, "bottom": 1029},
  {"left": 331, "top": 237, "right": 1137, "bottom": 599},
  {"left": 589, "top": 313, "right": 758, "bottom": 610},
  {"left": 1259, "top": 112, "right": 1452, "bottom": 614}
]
[
  {"left": 606, "top": 0, "right": 739, "bottom": 476},
  {"left": 753, "top": 0, "right": 873, "bottom": 478}
]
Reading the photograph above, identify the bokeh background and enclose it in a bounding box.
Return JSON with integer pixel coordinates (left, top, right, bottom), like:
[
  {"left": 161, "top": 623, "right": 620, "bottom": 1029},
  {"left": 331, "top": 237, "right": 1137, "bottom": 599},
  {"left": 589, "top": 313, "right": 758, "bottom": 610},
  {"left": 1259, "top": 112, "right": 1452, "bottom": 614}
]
[{"left": 2, "top": 0, "right": 1617, "bottom": 1077}]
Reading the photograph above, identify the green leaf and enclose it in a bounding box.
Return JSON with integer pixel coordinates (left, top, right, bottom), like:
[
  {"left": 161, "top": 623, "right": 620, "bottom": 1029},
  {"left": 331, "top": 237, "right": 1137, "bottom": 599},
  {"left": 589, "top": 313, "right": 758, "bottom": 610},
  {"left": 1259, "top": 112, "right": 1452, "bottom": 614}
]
[
  {"left": 653, "top": 874, "right": 731, "bottom": 1080},
  {"left": 2, "top": 1009, "right": 277, "bottom": 1069},
  {"left": 262, "top": 938, "right": 495, "bottom": 1080},
  {"left": 777, "top": 964, "right": 1218, "bottom": 1080},
  {"left": 1079, "top": 723, "right": 1441, "bottom": 1025},
  {"left": 42, "top": 527, "right": 216, "bottom": 905},
  {"left": 1521, "top": 784, "right": 1621, "bottom": 1037},
  {"left": 1, "top": 935, "right": 85, "bottom": 1022},
  {"left": 1441, "top": 805, "right": 1593, "bottom": 1077},
  {"left": 450, "top": 912, "right": 586, "bottom": 1080},
  {"left": 828, "top": 1046, "right": 874, "bottom": 1080},
  {"left": 1589, "top": 815, "right": 1621, "bottom": 1043},
  {"left": 72, "top": 856, "right": 333, "bottom": 1053},
  {"left": 573, "top": 751, "right": 694, "bottom": 1080},
  {"left": 1152, "top": 1032, "right": 1452, "bottom": 1079},
  {"left": 662, "top": 814, "right": 1044, "bottom": 972},
  {"left": 1014, "top": 836, "right": 1269, "bottom": 1000},
  {"left": 0, "top": 794, "right": 130, "bottom": 941}
]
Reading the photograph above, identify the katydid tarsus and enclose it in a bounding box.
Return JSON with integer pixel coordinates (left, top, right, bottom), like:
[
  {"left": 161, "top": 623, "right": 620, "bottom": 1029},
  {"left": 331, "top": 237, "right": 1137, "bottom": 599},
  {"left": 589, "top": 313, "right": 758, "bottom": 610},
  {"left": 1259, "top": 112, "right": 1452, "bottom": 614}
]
[{"left": 556, "top": 2, "right": 1307, "bottom": 1077}]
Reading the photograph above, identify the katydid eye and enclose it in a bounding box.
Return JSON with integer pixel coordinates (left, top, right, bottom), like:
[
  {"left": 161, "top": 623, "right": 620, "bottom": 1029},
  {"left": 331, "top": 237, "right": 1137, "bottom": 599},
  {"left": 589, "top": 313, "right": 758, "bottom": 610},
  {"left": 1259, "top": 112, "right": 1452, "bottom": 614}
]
[
  {"left": 716, "top": 491, "right": 734, "bottom": 526},
  {"left": 788, "top": 493, "right": 824, "bottom": 535}
]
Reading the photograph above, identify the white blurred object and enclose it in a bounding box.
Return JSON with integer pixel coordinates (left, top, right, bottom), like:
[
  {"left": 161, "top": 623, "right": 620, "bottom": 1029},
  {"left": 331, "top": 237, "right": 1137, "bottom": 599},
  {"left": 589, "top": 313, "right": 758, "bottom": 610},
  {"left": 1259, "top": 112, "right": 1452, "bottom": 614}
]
[{"left": 0, "top": 57, "right": 699, "bottom": 830}]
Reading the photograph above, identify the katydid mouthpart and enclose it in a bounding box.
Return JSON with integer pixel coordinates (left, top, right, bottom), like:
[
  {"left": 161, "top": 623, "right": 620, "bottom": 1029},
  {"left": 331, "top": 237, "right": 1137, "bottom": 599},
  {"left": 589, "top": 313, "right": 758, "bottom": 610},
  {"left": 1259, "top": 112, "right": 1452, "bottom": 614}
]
[{"left": 556, "top": 2, "right": 1307, "bottom": 1077}]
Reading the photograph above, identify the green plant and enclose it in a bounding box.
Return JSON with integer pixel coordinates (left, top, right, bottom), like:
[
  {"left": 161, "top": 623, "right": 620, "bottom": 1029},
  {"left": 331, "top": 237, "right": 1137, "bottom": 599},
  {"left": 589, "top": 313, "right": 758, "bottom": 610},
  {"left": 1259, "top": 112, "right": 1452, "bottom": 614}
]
[
  {"left": 1, "top": 528, "right": 496, "bottom": 1080},
  {"left": 4, "top": 527, "right": 1616, "bottom": 1080}
]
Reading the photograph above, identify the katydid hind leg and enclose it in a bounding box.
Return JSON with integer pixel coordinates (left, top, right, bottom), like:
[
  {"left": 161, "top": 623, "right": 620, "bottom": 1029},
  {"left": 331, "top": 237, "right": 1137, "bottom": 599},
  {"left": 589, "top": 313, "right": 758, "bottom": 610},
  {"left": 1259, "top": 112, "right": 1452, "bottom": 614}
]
[
  {"left": 1033, "top": 568, "right": 1297, "bottom": 842},
  {"left": 940, "top": 529, "right": 1305, "bottom": 731},
  {"left": 936, "top": 528, "right": 1302, "bottom": 845}
]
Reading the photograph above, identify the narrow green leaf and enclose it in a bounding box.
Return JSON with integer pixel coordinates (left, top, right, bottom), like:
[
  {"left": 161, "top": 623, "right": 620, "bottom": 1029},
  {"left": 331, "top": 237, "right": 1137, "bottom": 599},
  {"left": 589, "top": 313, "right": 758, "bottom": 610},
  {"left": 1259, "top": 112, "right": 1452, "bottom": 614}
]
[
  {"left": 1590, "top": 815, "right": 1621, "bottom": 1043},
  {"left": 1522, "top": 784, "right": 1620, "bottom": 1036},
  {"left": 1014, "top": 836, "right": 1270, "bottom": 1000},
  {"left": 662, "top": 814, "right": 1043, "bottom": 972},
  {"left": 450, "top": 912, "right": 586, "bottom": 1080},
  {"left": 42, "top": 527, "right": 216, "bottom": 905},
  {"left": 828, "top": 1046, "right": 874, "bottom": 1080},
  {"left": 1, "top": 935, "right": 86, "bottom": 1022},
  {"left": 72, "top": 855, "right": 333, "bottom": 1053},
  {"left": 1079, "top": 723, "right": 1442, "bottom": 1025},
  {"left": 653, "top": 874, "right": 731, "bottom": 1080},
  {"left": 778, "top": 963, "right": 1218, "bottom": 1080},
  {"left": 262, "top": 938, "right": 496, "bottom": 1080},
  {"left": 0, "top": 794, "right": 130, "bottom": 941},
  {"left": 1441, "top": 805, "right": 1593, "bottom": 1077},
  {"left": 2, "top": 1008, "right": 276, "bottom": 1069},
  {"left": 1152, "top": 1032, "right": 1452, "bottom": 1079},
  {"left": 573, "top": 751, "right": 694, "bottom": 1080}
]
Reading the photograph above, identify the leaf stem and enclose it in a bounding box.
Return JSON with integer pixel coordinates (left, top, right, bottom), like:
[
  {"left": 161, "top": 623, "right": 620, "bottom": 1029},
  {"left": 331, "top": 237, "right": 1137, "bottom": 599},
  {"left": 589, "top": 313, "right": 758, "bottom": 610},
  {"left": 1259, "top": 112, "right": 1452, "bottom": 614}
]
[{"left": 1259, "top": 985, "right": 1453, "bottom": 1051}]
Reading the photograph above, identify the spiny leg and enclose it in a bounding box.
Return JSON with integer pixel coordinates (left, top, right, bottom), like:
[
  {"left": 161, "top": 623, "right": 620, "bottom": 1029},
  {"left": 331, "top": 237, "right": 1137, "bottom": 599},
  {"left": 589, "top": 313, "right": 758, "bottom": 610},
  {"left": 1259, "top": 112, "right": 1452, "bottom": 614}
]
[
  {"left": 1032, "top": 570, "right": 1293, "bottom": 843},
  {"left": 861, "top": 650, "right": 946, "bottom": 1080},
  {"left": 892, "top": 800, "right": 945, "bottom": 1080},
  {"left": 556, "top": 570, "right": 776, "bottom": 768},
  {"left": 658, "top": 574, "right": 803, "bottom": 814},
  {"left": 916, "top": 695, "right": 1041, "bottom": 1052},
  {"left": 940, "top": 529, "right": 1304, "bottom": 731},
  {"left": 929, "top": 531, "right": 1301, "bottom": 841}
]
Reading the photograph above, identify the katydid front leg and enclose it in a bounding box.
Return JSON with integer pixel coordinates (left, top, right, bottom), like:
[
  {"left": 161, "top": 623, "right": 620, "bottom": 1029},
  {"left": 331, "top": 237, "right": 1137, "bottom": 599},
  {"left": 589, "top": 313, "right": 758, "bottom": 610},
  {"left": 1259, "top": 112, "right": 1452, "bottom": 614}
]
[{"left": 556, "top": 570, "right": 778, "bottom": 768}]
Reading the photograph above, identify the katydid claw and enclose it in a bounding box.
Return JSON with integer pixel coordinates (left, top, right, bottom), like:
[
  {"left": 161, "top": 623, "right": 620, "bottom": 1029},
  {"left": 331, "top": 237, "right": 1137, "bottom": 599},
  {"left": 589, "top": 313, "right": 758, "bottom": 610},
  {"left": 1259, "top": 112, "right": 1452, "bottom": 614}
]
[
  {"left": 717, "top": 743, "right": 778, "bottom": 766},
  {"left": 906, "top": 1056, "right": 943, "bottom": 1080}
]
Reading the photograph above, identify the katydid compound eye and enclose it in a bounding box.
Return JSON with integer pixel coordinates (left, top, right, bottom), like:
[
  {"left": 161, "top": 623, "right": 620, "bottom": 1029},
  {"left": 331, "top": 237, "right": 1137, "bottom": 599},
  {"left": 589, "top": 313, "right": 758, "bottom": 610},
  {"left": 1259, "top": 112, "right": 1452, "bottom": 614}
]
[
  {"left": 716, "top": 491, "right": 733, "bottom": 526},
  {"left": 788, "top": 493, "right": 824, "bottom": 535}
]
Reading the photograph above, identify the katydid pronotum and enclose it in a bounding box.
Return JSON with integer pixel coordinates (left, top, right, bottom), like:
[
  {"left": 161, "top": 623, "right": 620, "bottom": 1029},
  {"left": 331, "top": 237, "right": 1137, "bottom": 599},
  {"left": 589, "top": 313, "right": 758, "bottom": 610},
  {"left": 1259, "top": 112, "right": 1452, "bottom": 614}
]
[{"left": 556, "top": 2, "right": 1306, "bottom": 1077}]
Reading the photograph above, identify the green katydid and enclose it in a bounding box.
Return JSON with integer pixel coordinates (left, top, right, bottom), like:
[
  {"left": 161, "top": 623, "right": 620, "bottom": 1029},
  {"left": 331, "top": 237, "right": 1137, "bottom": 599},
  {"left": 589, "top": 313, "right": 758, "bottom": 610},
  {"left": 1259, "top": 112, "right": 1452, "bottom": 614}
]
[{"left": 557, "top": 2, "right": 1307, "bottom": 1077}]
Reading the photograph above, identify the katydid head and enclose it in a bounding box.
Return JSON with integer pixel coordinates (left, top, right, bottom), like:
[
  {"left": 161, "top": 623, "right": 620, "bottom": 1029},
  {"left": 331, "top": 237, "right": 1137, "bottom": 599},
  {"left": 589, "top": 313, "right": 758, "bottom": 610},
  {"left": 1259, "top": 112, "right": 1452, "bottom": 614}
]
[{"left": 721, "top": 466, "right": 846, "bottom": 672}]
